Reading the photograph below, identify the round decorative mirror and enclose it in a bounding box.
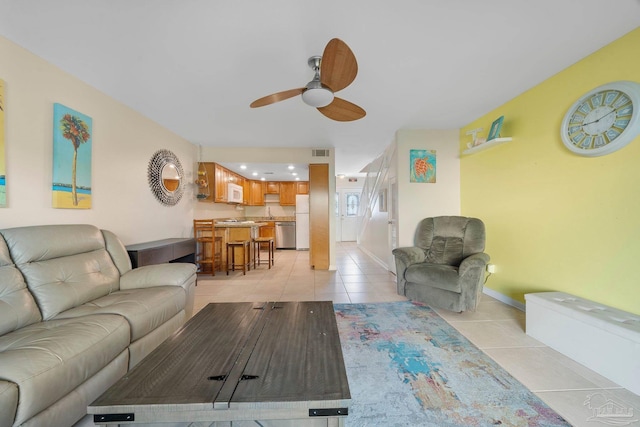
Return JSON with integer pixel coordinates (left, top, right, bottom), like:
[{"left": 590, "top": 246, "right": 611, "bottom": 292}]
[{"left": 147, "top": 149, "right": 184, "bottom": 206}]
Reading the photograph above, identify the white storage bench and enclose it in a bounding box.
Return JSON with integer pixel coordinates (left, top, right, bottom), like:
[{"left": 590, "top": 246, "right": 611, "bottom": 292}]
[{"left": 525, "top": 292, "right": 640, "bottom": 395}]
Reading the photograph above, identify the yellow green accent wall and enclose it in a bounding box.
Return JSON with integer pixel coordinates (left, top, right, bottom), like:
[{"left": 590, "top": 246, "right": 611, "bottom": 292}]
[{"left": 460, "top": 27, "right": 640, "bottom": 315}]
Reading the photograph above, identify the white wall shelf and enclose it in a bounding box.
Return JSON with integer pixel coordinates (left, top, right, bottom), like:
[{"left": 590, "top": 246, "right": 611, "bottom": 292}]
[{"left": 462, "top": 137, "right": 512, "bottom": 155}]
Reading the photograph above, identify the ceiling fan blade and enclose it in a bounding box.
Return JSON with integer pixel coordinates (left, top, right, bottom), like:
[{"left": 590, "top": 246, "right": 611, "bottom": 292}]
[
  {"left": 320, "top": 38, "right": 358, "bottom": 92},
  {"left": 317, "top": 97, "right": 366, "bottom": 122},
  {"left": 250, "top": 88, "right": 304, "bottom": 108}
]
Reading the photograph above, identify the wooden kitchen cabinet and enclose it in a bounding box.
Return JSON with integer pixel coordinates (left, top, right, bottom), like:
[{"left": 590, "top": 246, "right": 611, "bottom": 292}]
[
  {"left": 214, "top": 163, "right": 228, "bottom": 203},
  {"left": 233, "top": 174, "right": 244, "bottom": 188},
  {"left": 243, "top": 179, "right": 251, "bottom": 205},
  {"left": 279, "top": 182, "right": 296, "bottom": 206},
  {"left": 198, "top": 162, "right": 216, "bottom": 202},
  {"left": 250, "top": 180, "right": 265, "bottom": 205},
  {"left": 266, "top": 182, "right": 280, "bottom": 194},
  {"left": 243, "top": 180, "right": 265, "bottom": 206},
  {"left": 296, "top": 181, "right": 309, "bottom": 194}
]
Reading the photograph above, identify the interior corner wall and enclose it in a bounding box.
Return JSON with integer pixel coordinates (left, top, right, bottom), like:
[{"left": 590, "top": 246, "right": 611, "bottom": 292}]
[
  {"left": 460, "top": 27, "right": 640, "bottom": 315},
  {"left": 396, "top": 129, "right": 461, "bottom": 247},
  {"left": 0, "top": 36, "right": 197, "bottom": 244}
]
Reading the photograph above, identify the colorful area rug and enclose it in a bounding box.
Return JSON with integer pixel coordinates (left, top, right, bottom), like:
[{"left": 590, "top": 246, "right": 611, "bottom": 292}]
[{"left": 334, "top": 301, "right": 570, "bottom": 427}]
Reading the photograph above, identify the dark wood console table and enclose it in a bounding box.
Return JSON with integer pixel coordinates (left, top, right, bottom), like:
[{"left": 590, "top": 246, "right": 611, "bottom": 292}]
[{"left": 126, "top": 238, "right": 196, "bottom": 268}]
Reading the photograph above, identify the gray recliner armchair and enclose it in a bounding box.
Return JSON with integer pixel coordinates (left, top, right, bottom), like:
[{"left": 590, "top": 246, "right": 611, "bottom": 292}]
[{"left": 392, "top": 216, "right": 489, "bottom": 312}]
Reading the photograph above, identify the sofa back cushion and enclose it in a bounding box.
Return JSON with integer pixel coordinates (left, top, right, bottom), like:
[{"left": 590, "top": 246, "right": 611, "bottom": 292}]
[
  {"left": 415, "top": 216, "right": 485, "bottom": 266},
  {"left": 0, "top": 224, "right": 121, "bottom": 320},
  {"left": 0, "top": 236, "right": 42, "bottom": 336}
]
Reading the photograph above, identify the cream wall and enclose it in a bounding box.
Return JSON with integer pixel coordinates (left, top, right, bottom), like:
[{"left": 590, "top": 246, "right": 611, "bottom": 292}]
[
  {"left": 358, "top": 129, "right": 460, "bottom": 268},
  {"left": 460, "top": 28, "right": 640, "bottom": 315},
  {"left": 0, "top": 36, "right": 197, "bottom": 244},
  {"left": 396, "top": 129, "right": 461, "bottom": 247}
]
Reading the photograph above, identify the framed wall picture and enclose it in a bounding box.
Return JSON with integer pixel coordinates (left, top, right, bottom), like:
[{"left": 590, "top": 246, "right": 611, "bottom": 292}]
[
  {"left": 487, "top": 116, "right": 504, "bottom": 141},
  {"left": 410, "top": 149, "right": 436, "bottom": 183},
  {"left": 52, "top": 103, "right": 93, "bottom": 209}
]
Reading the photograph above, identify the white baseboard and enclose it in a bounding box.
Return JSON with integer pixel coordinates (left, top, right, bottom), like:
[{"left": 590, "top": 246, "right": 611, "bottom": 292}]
[
  {"left": 357, "top": 246, "right": 390, "bottom": 271},
  {"left": 483, "top": 287, "right": 525, "bottom": 312}
]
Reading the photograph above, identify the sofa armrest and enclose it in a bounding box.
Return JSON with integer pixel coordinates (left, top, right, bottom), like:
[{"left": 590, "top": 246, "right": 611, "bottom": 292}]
[
  {"left": 458, "top": 252, "right": 490, "bottom": 277},
  {"left": 392, "top": 247, "right": 426, "bottom": 295},
  {"left": 458, "top": 252, "right": 490, "bottom": 311},
  {"left": 120, "top": 263, "right": 197, "bottom": 318},
  {"left": 392, "top": 247, "right": 426, "bottom": 266},
  {"left": 120, "top": 263, "right": 196, "bottom": 291}
]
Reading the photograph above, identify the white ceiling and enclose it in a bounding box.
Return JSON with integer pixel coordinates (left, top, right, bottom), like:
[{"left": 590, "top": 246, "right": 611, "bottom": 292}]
[
  {"left": 1, "top": 1, "right": 638, "bottom": 176},
  {"left": 219, "top": 162, "right": 309, "bottom": 182}
]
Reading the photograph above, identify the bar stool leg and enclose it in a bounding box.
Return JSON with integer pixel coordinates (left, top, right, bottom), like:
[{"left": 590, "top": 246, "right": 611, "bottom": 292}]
[
  {"left": 246, "top": 241, "right": 250, "bottom": 272},
  {"left": 253, "top": 240, "right": 259, "bottom": 269},
  {"left": 270, "top": 240, "right": 275, "bottom": 267}
]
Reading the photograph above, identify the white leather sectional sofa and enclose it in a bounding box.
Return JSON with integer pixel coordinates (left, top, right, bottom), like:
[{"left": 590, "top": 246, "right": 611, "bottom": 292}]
[{"left": 0, "top": 224, "right": 197, "bottom": 427}]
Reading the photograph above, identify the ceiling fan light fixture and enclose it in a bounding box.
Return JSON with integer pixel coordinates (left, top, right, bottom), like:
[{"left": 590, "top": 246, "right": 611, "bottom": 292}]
[{"left": 302, "top": 80, "right": 334, "bottom": 107}]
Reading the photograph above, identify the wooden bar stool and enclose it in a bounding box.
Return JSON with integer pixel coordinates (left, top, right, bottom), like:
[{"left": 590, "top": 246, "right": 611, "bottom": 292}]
[
  {"left": 193, "top": 219, "right": 222, "bottom": 275},
  {"left": 213, "top": 236, "right": 223, "bottom": 272},
  {"left": 226, "top": 240, "right": 251, "bottom": 275},
  {"left": 253, "top": 237, "right": 275, "bottom": 269}
]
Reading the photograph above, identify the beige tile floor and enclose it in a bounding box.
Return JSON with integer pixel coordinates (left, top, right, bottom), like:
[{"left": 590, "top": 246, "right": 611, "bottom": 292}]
[{"left": 194, "top": 242, "right": 640, "bottom": 427}]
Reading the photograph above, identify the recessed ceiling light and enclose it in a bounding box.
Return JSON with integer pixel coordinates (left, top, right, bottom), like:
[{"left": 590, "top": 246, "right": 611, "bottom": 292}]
[
  {"left": 252, "top": 172, "right": 258, "bottom": 176},
  {"left": 260, "top": 177, "right": 265, "bottom": 181},
  {"left": 240, "top": 165, "right": 247, "bottom": 169},
  {"left": 295, "top": 177, "right": 300, "bottom": 181},
  {"left": 288, "top": 165, "right": 295, "bottom": 170},
  {"left": 292, "top": 172, "right": 298, "bottom": 176}
]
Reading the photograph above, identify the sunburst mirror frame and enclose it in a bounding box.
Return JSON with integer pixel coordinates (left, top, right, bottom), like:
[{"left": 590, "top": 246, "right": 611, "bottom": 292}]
[{"left": 147, "top": 149, "right": 184, "bottom": 206}]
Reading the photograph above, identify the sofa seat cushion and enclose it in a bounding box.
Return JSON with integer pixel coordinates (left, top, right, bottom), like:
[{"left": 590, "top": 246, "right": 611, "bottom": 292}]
[
  {"left": 55, "top": 286, "right": 186, "bottom": 341},
  {"left": 405, "top": 263, "right": 461, "bottom": 293},
  {"left": 0, "top": 314, "right": 129, "bottom": 426}
]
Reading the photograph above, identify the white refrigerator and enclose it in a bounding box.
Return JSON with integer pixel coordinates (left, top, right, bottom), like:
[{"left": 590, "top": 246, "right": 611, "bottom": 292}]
[{"left": 295, "top": 194, "right": 310, "bottom": 250}]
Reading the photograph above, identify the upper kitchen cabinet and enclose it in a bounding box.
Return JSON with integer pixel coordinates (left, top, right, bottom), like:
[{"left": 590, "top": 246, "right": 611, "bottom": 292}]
[
  {"left": 296, "top": 181, "right": 309, "bottom": 194},
  {"left": 214, "top": 163, "right": 228, "bottom": 203},
  {"left": 246, "top": 180, "right": 265, "bottom": 206},
  {"left": 198, "top": 162, "right": 216, "bottom": 202},
  {"left": 266, "top": 182, "right": 280, "bottom": 194},
  {"left": 279, "top": 182, "right": 296, "bottom": 206}
]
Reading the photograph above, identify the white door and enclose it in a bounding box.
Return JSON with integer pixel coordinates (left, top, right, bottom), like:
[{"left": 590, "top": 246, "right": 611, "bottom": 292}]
[
  {"left": 388, "top": 178, "right": 398, "bottom": 274},
  {"left": 336, "top": 190, "right": 360, "bottom": 242}
]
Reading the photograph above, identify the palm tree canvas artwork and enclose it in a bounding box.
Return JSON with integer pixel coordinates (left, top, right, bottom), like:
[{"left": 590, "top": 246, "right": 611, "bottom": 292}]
[{"left": 52, "top": 103, "right": 92, "bottom": 209}]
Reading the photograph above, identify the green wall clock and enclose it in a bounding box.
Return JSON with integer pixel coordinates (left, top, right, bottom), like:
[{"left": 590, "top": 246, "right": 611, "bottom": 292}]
[{"left": 561, "top": 81, "right": 640, "bottom": 156}]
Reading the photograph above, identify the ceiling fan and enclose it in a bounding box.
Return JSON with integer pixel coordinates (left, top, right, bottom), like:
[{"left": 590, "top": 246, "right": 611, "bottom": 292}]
[{"left": 250, "top": 38, "right": 366, "bottom": 122}]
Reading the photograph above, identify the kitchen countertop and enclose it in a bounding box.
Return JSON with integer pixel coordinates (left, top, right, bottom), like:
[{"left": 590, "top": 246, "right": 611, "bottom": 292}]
[
  {"left": 214, "top": 221, "right": 268, "bottom": 228},
  {"left": 244, "top": 217, "right": 295, "bottom": 222}
]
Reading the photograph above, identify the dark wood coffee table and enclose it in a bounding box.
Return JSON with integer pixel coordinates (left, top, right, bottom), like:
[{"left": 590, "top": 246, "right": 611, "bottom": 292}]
[{"left": 89, "top": 301, "right": 350, "bottom": 426}]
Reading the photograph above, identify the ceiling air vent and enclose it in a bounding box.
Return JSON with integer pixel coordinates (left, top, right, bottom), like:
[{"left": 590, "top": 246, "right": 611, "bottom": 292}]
[{"left": 312, "top": 149, "right": 330, "bottom": 157}]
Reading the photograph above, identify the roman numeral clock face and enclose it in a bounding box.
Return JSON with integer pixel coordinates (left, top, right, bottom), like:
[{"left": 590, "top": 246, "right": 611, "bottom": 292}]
[{"left": 561, "top": 81, "right": 640, "bottom": 156}]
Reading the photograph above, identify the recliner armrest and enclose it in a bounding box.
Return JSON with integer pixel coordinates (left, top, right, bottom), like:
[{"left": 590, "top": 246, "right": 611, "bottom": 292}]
[
  {"left": 391, "top": 247, "right": 426, "bottom": 266},
  {"left": 458, "top": 253, "right": 490, "bottom": 276},
  {"left": 120, "top": 263, "right": 197, "bottom": 291}
]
